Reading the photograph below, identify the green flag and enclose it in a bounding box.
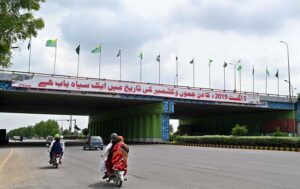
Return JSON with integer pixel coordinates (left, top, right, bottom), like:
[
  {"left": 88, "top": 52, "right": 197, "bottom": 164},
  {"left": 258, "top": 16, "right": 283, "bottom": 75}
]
[
  {"left": 266, "top": 67, "right": 270, "bottom": 76},
  {"left": 91, "top": 45, "right": 101, "bottom": 53},
  {"left": 237, "top": 64, "right": 242, "bottom": 71},
  {"left": 45, "top": 39, "right": 57, "bottom": 47},
  {"left": 139, "top": 50, "right": 143, "bottom": 60},
  {"left": 209, "top": 59, "right": 213, "bottom": 65}
]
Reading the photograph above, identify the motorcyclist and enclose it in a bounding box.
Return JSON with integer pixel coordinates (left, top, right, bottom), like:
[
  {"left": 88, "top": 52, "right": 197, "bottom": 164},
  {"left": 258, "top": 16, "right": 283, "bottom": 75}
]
[
  {"left": 59, "top": 135, "right": 65, "bottom": 164},
  {"left": 110, "top": 136, "right": 129, "bottom": 180},
  {"left": 102, "top": 133, "right": 118, "bottom": 179},
  {"left": 48, "top": 134, "right": 63, "bottom": 163}
]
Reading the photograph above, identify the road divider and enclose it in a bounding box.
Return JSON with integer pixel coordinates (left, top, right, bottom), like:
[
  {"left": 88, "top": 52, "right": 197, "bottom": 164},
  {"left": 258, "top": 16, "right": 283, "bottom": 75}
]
[{"left": 156, "top": 142, "right": 300, "bottom": 152}]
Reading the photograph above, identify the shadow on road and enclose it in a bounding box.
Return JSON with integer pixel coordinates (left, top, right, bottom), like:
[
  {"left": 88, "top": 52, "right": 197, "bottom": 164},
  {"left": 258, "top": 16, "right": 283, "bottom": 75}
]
[
  {"left": 38, "top": 166, "right": 57, "bottom": 170},
  {"left": 88, "top": 182, "right": 116, "bottom": 188}
]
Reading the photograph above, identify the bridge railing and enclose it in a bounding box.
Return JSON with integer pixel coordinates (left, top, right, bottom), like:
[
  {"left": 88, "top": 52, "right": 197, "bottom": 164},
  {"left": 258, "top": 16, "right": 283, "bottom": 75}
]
[{"left": 0, "top": 69, "right": 296, "bottom": 100}]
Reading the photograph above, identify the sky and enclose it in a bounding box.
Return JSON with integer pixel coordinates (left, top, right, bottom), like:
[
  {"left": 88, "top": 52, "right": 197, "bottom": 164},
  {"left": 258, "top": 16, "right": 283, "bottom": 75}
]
[{"left": 2, "top": 0, "right": 300, "bottom": 131}]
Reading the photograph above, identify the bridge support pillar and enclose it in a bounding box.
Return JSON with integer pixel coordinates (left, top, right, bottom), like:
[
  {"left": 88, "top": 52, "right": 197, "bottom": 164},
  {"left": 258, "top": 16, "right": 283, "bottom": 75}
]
[{"left": 88, "top": 101, "right": 173, "bottom": 142}]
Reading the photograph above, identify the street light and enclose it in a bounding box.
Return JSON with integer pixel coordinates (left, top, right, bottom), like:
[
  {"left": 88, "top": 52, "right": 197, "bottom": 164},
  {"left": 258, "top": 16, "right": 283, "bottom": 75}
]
[
  {"left": 229, "top": 60, "right": 241, "bottom": 92},
  {"left": 280, "top": 41, "right": 291, "bottom": 100},
  {"left": 223, "top": 62, "right": 228, "bottom": 91},
  {"left": 284, "top": 79, "right": 294, "bottom": 96}
]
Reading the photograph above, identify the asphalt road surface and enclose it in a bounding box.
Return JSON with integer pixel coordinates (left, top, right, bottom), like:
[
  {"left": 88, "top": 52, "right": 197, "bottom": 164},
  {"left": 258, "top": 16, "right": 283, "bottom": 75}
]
[{"left": 0, "top": 145, "right": 300, "bottom": 189}]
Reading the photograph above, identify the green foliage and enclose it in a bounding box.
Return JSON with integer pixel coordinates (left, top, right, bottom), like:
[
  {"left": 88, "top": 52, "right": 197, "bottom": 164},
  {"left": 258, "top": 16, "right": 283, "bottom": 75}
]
[
  {"left": 169, "top": 124, "right": 174, "bottom": 134},
  {"left": 7, "top": 126, "right": 34, "bottom": 138},
  {"left": 0, "top": 0, "right": 45, "bottom": 67},
  {"left": 175, "top": 136, "right": 300, "bottom": 148},
  {"left": 272, "top": 127, "right": 288, "bottom": 137},
  {"left": 231, "top": 124, "right": 248, "bottom": 136},
  {"left": 33, "top": 119, "right": 59, "bottom": 137},
  {"left": 82, "top": 128, "right": 89, "bottom": 136},
  {"left": 62, "top": 129, "right": 70, "bottom": 136}
]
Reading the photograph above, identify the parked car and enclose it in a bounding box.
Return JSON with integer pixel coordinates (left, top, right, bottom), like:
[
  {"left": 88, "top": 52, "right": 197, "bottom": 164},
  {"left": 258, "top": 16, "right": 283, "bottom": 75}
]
[{"left": 83, "top": 136, "right": 103, "bottom": 150}]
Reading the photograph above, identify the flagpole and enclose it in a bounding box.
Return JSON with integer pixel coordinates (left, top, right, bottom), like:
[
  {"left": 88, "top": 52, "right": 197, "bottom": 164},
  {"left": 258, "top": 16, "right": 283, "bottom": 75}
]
[
  {"left": 99, "top": 47, "right": 102, "bottom": 79},
  {"left": 120, "top": 49, "right": 122, "bottom": 81},
  {"left": 176, "top": 57, "right": 178, "bottom": 86},
  {"left": 252, "top": 65, "right": 254, "bottom": 93},
  {"left": 140, "top": 54, "right": 142, "bottom": 82},
  {"left": 209, "top": 63, "right": 211, "bottom": 88},
  {"left": 223, "top": 64, "right": 226, "bottom": 91},
  {"left": 159, "top": 53, "right": 160, "bottom": 84},
  {"left": 28, "top": 37, "right": 32, "bottom": 73},
  {"left": 277, "top": 69, "right": 279, "bottom": 96},
  {"left": 265, "top": 67, "right": 268, "bottom": 94},
  {"left": 193, "top": 59, "right": 195, "bottom": 87},
  {"left": 239, "top": 70, "right": 241, "bottom": 92},
  {"left": 53, "top": 41, "right": 57, "bottom": 75}
]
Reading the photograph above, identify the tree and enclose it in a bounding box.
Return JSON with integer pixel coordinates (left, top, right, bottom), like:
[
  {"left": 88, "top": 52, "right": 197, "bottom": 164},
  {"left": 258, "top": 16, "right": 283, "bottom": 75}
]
[
  {"left": 33, "top": 119, "right": 59, "bottom": 137},
  {"left": 82, "top": 128, "right": 89, "bottom": 136},
  {"left": 0, "top": 0, "right": 45, "bottom": 67},
  {"left": 231, "top": 124, "right": 248, "bottom": 136},
  {"left": 62, "top": 129, "right": 70, "bottom": 136}
]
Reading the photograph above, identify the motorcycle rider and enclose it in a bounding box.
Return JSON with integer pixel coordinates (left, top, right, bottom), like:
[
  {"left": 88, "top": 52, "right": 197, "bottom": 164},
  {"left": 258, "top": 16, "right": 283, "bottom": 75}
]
[
  {"left": 110, "top": 136, "right": 129, "bottom": 180},
  {"left": 59, "top": 135, "right": 65, "bottom": 164},
  {"left": 102, "top": 133, "right": 118, "bottom": 179},
  {"left": 48, "top": 134, "right": 63, "bottom": 163}
]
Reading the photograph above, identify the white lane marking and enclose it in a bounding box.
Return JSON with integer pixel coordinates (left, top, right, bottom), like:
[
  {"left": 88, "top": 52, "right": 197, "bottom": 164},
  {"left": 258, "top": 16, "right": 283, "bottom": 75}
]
[
  {"left": 0, "top": 148, "right": 14, "bottom": 171},
  {"left": 247, "top": 161, "right": 287, "bottom": 167},
  {"left": 188, "top": 164, "right": 219, "bottom": 170}
]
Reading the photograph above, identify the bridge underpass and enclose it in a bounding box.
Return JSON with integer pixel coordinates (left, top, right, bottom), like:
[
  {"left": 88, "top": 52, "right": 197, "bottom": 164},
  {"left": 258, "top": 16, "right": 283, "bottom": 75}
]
[
  {"left": 1, "top": 71, "right": 299, "bottom": 142},
  {"left": 172, "top": 101, "right": 297, "bottom": 136}
]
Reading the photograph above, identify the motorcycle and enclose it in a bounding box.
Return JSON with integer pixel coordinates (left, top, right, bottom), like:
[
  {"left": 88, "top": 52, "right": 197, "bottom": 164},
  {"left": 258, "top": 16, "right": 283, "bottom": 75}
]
[
  {"left": 106, "top": 170, "right": 126, "bottom": 187},
  {"left": 50, "top": 153, "right": 62, "bottom": 168}
]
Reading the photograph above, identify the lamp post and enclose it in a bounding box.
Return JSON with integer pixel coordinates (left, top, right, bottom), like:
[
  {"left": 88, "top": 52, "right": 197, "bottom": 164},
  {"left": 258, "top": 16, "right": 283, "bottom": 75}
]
[
  {"left": 280, "top": 41, "right": 291, "bottom": 100},
  {"left": 229, "top": 60, "right": 241, "bottom": 92},
  {"left": 284, "top": 79, "right": 296, "bottom": 136},
  {"left": 223, "top": 62, "right": 228, "bottom": 91}
]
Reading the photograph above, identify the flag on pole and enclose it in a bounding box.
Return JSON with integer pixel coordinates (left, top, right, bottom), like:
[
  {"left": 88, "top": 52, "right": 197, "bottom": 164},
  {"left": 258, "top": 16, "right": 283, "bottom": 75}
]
[
  {"left": 237, "top": 64, "right": 242, "bottom": 71},
  {"left": 156, "top": 54, "right": 160, "bottom": 62},
  {"left": 176, "top": 56, "right": 178, "bottom": 61},
  {"left": 27, "top": 39, "right": 31, "bottom": 50},
  {"left": 190, "top": 58, "right": 194, "bottom": 64},
  {"left": 75, "top": 45, "right": 80, "bottom": 55},
  {"left": 45, "top": 39, "right": 57, "bottom": 47},
  {"left": 252, "top": 66, "right": 254, "bottom": 75},
  {"left": 91, "top": 45, "right": 101, "bottom": 53},
  {"left": 139, "top": 50, "right": 143, "bottom": 60},
  {"left": 223, "top": 62, "right": 227, "bottom": 67},
  {"left": 266, "top": 67, "right": 270, "bottom": 76},
  {"left": 117, "top": 49, "right": 121, "bottom": 57},
  {"left": 275, "top": 69, "right": 279, "bottom": 78},
  {"left": 209, "top": 59, "right": 213, "bottom": 65}
]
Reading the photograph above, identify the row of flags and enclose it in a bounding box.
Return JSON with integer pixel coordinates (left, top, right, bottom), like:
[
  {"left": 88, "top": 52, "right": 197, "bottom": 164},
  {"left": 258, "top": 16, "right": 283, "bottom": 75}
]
[{"left": 44, "top": 39, "right": 281, "bottom": 78}]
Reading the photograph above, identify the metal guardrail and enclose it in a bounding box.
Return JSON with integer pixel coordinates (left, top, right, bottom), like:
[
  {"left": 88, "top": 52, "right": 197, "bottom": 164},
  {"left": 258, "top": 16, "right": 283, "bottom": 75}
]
[{"left": 0, "top": 69, "right": 297, "bottom": 100}]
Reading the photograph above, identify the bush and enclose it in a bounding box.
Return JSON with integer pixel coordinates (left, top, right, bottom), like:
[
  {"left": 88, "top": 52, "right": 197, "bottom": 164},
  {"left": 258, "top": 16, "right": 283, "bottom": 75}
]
[
  {"left": 175, "top": 135, "right": 300, "bottom": 148},
  {"left": 272, "top": 127, "right": 288, "bottom": 137},
  {"left": 231, "top": 124, "right": 248, "bottom": 136}
]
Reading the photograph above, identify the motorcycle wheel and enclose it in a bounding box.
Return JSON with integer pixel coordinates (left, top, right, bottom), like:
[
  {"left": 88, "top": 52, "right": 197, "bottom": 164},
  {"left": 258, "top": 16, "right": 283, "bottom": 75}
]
[{"left": 115, "top": 178, "right": 122, "bottom": 187}]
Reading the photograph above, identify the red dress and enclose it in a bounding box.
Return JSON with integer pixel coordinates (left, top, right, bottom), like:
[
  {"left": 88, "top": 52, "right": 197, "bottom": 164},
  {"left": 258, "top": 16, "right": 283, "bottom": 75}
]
[{"left": 111, "top": 141, "right": 129, "bottom": 175}]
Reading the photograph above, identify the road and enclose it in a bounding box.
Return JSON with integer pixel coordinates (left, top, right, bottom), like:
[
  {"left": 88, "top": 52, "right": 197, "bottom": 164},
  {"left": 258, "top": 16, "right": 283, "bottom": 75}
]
[{"left": 0, "top": 145, "right": 300, "bottom": 189}]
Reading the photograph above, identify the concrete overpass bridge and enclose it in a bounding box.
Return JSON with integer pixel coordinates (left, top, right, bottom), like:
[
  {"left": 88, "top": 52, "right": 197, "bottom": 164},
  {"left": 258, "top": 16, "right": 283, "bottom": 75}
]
[{"left": 0, "top": 70, "right": 299, "bottom": 142}]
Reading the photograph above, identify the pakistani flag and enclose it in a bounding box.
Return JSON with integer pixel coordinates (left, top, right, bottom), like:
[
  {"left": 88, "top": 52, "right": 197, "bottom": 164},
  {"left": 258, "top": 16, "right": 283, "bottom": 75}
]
[
  {"left": 45, "top": 39, "right": 57, "bottom": 47},
  {"left": 275, "top": 69, "right": 279, "bottom": 78},
  {"left": 91, "top": 45, "right": 101, "bottom": 53},
  {"left": 156, "top": 54, "right": 160, "bottom": 62},
  {"left": 117, "top": 49, "right": 121, "bottom": 57},
  {"left": 266, "top": 67, "right": 270, "bottom": 76},
  {"left": 209, "top": 59, "right": 213, "bottom": 65},
  {"left": 190, "top": 58, "right": 194, "bottom": 64},
  {"left": 237, "top": 64, "right": 242, "bottom": 71},
  {"left": 75, "top": 45, "right": 80, "bottom": 55},
  {"left": 139, "top": 51, "right": 143, "bottom": 60}
]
